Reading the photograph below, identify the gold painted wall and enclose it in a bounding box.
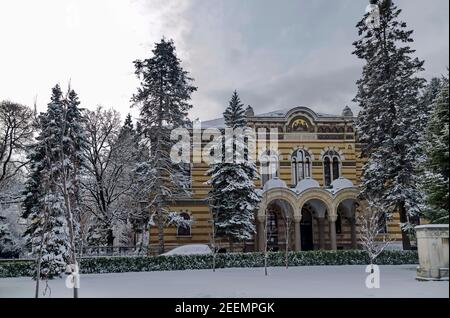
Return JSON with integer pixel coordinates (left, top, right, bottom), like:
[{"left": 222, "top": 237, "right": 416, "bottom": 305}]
[{"left": 149, "top": 108, "right": 404, "bottom": 250}]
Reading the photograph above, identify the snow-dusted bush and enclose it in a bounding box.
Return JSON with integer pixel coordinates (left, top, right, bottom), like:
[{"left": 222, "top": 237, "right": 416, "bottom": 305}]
[{"left": 0, "top": 250, "right": 418, "bottom": 278}]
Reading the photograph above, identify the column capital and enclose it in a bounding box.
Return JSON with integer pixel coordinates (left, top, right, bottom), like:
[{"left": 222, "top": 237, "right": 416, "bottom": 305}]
[
  {"left": 328, "top": 214, "right": 338, "bottom": 223},
  {"left": 294, "top": 215, "right": 302, "bottom": 223}
]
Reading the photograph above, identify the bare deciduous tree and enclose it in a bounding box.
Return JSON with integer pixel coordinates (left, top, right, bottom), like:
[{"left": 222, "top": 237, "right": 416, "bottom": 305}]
[
  {"left": 81, "top": 107, "right": 134, "bottom": 247},
  {"left": 0, "top": 101, "right": 34, "bottom": 195},
  {"left": 281, "top": 212, "right": 292, "bottom": 269},
  {"left": 357, "top": 197, "right": 392, "bottom": 273}
]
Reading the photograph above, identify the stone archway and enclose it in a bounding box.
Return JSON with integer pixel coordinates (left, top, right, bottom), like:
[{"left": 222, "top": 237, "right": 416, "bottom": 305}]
[
  {"left": 334, "top": 188, "right": 359, "bottom": 249},
  {"left": 298, "top": 189, "right": 336, "bottom": 250},
  {"left": 257, "top": 188, "right": 299, "bottom": 252},
  {"left": 256, "top": 186, "right": 360, "bottom": 252},
  {"left": 258, "top": 188, "right": 300, "bottom": 220}
]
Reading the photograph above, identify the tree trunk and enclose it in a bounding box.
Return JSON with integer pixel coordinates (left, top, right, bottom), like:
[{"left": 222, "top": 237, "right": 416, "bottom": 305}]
[
  {"left": 398, "top": 203, "right": 411, "bottom": 250},
  {"left": 107, "top": 229, "right": 115, "bottom": 255},
  {"left": 285, "top": 221, "right": 290, "bottom": 269},
  {"left": 157, "top": 208, "right": 165, "bottom": 254}
]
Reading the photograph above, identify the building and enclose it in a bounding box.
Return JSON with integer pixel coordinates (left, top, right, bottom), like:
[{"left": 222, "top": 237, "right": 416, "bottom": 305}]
[{"left": 150, "top": 106, "right": 402, "bottom": 252}]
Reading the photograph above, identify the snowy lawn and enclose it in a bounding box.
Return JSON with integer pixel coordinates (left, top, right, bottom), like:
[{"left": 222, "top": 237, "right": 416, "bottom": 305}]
[{"left": 0, "top": 265, "right": 447, "bottom": 298}]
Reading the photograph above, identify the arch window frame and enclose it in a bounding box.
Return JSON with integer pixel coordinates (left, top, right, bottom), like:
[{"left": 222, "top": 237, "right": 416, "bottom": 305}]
[
  {"left": 322, "top": 150, "right": 341, "bottom": 187},
  {"left": 260, "top": 151, "right": 279, "bottom": 186},
  {"left": 291, "top": 149, "right": 312, "bottom": 186}
]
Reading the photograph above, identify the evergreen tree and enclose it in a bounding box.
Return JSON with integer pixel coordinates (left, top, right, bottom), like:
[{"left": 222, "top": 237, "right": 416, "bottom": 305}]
[
  {"left": 421, "top": 75, "right": 449, "bottom": 223},
  {"left": 224, "top": 91, "right": 246, "bottom": 129},
  {"left": 207, "top": 91, "right": 260, "bottom": 251},
  {"left": 353, "top": 0, "right": 426, "bottom": 249},
  {"left": 0, "top": 215, "right": 19, "bottom": 258},
  {"left": 132, "top": 38, "right": 197, "bottom": 254},
  {"left": 65, "top": 89, "right": 86, "bottom": 248},
  {"left": 23, "top": 85, "right": 72, "bottom": 279},
  {"left": 22, "top": 85, "right": 85, "bottom": 283}
]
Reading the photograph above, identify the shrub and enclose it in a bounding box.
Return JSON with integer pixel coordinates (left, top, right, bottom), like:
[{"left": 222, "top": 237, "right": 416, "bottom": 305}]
[{"left": 0, "top": 250, "right": 418, "bottom": 278}]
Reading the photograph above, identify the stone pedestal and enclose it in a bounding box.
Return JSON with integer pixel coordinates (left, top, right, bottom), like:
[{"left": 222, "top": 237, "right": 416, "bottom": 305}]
[{"left": 416, "top": 225, "right": 449, "bottom": 281}]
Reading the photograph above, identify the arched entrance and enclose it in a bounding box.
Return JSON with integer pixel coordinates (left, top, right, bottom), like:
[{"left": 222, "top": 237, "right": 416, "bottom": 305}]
[
  {"left": 264, "top": 199, "right": 295, "bottom": 252},
  {"left": 336, "top": 198, "right": 359, "bottom": 249},
  {"left": 300, "top": 205, "right": 314, "bottom": 251}
]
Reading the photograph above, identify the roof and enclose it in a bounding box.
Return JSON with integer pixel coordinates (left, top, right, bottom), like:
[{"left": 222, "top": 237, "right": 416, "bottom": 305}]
[{"left": 201, "top": 106, "right": 350, "bottom": 128}]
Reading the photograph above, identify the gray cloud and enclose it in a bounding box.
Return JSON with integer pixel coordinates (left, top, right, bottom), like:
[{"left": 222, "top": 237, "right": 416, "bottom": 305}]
[
  {"left": 167, "top": 0, "right": 449, "bottom": 121},
  {"left": 0, "top": 0, "right": 447, "bottom": 122}
]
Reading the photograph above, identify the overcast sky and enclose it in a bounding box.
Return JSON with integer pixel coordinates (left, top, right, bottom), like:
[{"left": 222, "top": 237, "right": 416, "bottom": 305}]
[{"left": 0, "top": 0, "right": 448, "bottom": 121}]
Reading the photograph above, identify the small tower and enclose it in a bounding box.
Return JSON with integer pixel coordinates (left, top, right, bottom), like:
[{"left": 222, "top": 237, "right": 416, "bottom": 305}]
[
  {"left": 342, "top": 105, "right": 354, "bottom": 117},
  {"left": 245, "top": 105, "right": 254, "bottom": 117}
]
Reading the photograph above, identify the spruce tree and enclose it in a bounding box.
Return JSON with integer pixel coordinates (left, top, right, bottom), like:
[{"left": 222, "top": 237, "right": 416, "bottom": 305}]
[
  {"left": 0, "top": 216, "right": 18, "bottom": 258},
  {"left": 207, "top": 91, "right": 260, "bottom": 251},
  {"left": 421, "top": 75, "right": 449, "bottom": 223},
  {"left": 353, "top": 0, "right": 426, "bottom": 249},
  {"left": 132, "top": 38, "right": 197, "bottom": 254},
  {"left": 23, "top": 85, "right": 85, "bottom": 285},
  {"left": 23, "top": 85, "right": 72, "bottom": 279}
]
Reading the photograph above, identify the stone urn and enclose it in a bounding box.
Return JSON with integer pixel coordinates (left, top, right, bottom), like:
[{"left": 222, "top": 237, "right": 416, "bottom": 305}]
[{"left": 416, "top": 225, "right": 449, "bottom": 281}]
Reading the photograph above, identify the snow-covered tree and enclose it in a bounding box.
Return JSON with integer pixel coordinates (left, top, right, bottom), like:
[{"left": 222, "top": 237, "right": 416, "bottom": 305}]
[
  {"left": 22, "top": 85, "right": 85, "bottom": 299},
  {"left": 206, "top": 91, "right": 260, "bottom": 252},
  {"left": 357, "top": 197, "right": 391, "bottom": 272},
  {"left": 420, "top": 75, "right": 449, "bottom": 224},
  {"left": 353, "top": 0, "right": 426, "bottom": 249},
  {"left": 81, "top": 107, "right": 135, "bottom": 247},
  {"left": 0, "top": 101, "right": 35, "bottom": 196},
  {"left": 132, "top": 38, "right": 197, "bottom": 254},
  {"left": 23, "top": 85, "right": 72, "bottom": 279},
  {"left": 0, "top": 215, "right": 19, "bottom": 258}
]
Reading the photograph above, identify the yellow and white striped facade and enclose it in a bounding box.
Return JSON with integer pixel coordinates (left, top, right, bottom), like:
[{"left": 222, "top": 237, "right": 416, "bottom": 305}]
[{"left": 150, "top": 106, "right": 402, "bottom": 252}]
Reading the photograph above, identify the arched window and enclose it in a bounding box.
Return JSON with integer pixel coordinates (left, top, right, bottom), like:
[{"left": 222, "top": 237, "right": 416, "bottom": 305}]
[
  {"left": 332, "top": 157, "right": 340, "bottom": 181},
  {"left": 177, "top": 213, "right": 191, "bottom": 237},
  {"left": 291, "top": 149, "right": 312, "bottom": 186},
  {"left": 323, "top": 150, "right": 341, "bottom": 187},
  {"left": 260, "top": 151, "right": 278, "bottom": 186},
  {"left": 324, "top": 157, "right": 331, "bottom": 187}
]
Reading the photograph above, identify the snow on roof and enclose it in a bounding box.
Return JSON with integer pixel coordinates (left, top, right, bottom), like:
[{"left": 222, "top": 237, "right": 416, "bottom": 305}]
[
  {"left": 295, "top": 178, "right": 320, "bottom": 193},
  {"left": 263, "top": 177, "right": 288, "bottom": 192},
  {"left": 330, "top": 177, "right": 354, "bottom": 192},
  {"left": 202, "top": 117, "right": 226, "bottom": 129},
  {"left": 255, "top": 110, "right": 288, "bottom": 118},
  {"left": 201, "top": 107, "right": 343, "bottom": 128}
]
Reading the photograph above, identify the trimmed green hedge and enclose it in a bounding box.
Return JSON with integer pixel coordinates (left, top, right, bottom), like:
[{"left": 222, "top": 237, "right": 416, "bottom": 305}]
[{"left": 0, "top": 250, "right": 418, "bottom": 278}]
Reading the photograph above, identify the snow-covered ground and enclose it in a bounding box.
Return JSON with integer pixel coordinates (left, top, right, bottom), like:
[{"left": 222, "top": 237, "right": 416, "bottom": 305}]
[{"left": 0, "top": 265, "right": 447, "bottom": 298}]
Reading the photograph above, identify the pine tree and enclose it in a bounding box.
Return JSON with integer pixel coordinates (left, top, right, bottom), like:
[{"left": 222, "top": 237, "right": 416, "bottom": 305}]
[
  {"left": 132, "top": 38, "right": 197, "bottom": 254},
  {"left": 65, "top": 89, "right": 86, "bottom": 251},
  {"left": 206, "top": 91, "right": 260, "bottom": 251},
  {"left": 23, "top": 85, "right": 72, "bottom": 279},
  {"left": 353, "top": 0, "right": 426, "bottom": 250},
  {"left": 224, "top": 91, "right": 246, "bottom": 129},
  {"left": 421, "top": 75, "right": 449, "bottom": 224},
  {"left": 22, "top": 85, "right": 85, "bottom": 287},
  {"left": 0, "top": 215, "right": 18, "bottom": 258}
]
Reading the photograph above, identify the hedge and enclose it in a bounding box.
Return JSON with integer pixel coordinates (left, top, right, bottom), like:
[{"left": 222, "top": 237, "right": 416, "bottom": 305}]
[{"left": 0, "top": 250, "right": 418, "bottom": 278}]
